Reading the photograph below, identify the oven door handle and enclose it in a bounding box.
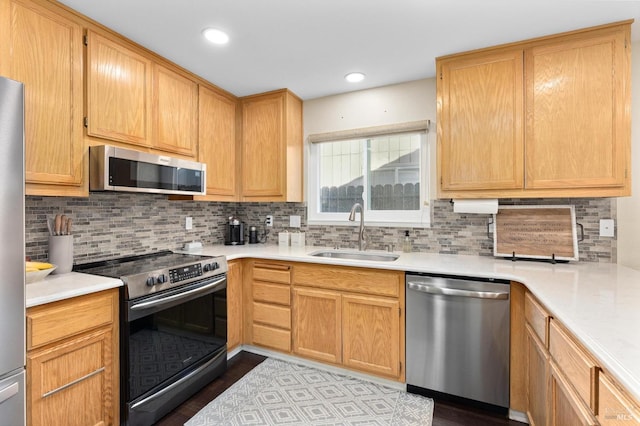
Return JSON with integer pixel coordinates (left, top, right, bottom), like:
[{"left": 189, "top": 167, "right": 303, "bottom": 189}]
[
  {"left": 130, "top": 277, "right": 226, "bottom": 311},
  {"left": 130, "top": 349, "right": 226, "bottom": 410}
]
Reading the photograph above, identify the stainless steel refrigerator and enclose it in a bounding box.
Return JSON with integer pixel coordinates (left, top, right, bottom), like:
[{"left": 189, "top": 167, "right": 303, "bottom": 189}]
[{"left": 0, "top": 76, "right": 26, "bottom": 425}]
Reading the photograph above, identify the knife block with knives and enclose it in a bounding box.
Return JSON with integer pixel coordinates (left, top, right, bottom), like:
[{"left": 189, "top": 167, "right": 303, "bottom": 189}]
[{"left": 48, "top": 214, "right": 73, "bottom": 274}]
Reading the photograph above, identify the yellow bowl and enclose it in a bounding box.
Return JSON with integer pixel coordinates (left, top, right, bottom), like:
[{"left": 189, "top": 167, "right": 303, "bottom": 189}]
[{"left": 26, "top": 266, "right": 57, "bottom": 284}]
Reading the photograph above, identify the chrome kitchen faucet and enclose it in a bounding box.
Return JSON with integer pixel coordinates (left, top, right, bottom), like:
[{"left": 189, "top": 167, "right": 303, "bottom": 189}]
[{"left": 348, "top": 202, "right": 367, "bottom": 251}]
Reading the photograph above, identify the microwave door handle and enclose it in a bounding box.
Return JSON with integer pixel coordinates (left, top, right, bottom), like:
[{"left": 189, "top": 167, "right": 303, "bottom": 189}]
[
  {"left": 130, "top": 277, "right": 226, "bottom": 311},
  {"left": 407, "top": 281, "right": 509, "bottom": 300}
]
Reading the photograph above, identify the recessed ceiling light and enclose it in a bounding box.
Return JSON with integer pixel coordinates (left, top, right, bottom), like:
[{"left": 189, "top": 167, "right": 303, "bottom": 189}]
[
  {"left": 202, "top": 28, "right": 229, "bottom": 45},
  {"left": 345, "top": 72, "right": 365, "bottom": 83}
]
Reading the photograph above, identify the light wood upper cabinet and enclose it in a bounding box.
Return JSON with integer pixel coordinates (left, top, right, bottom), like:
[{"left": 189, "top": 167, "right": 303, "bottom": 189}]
[
  {"left": 86, "top": 30, "right": 152, "bottom": 147},
  {"left": 197, "top": 86, "right": 238, "bottom": 200},
  {"left": 437, "top": 21, "right": 631, "bottom": 199},
  {"left": 240, "top": 89, "right": 303, "bottom": 202},
  {"left": 5, "top": 0, "right": 85, "bottom": 196},
  {"left": 153, "top": 64, "right": 198, "bottom": 157},
  {"left": 439, "top": 50, "right": 524, "bottom": 192},
  {"left": 525, "top": 29, "right": 629, "bottom": 190}
]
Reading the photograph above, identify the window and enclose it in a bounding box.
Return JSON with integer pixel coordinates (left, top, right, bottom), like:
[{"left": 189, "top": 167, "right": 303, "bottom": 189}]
[{"left": 308, "top": 123, "right": 430, "bottom": 226}]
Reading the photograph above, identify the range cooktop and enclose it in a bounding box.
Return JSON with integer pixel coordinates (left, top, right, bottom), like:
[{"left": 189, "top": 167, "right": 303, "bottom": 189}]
[{"left": 75, "top": 250, "right": 228, "bottom": 300}]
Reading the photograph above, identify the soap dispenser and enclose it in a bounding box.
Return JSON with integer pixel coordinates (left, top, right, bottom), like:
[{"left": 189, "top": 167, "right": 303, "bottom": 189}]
[{"left": 402, "top": 230, "right": 412, "bottom": 253}]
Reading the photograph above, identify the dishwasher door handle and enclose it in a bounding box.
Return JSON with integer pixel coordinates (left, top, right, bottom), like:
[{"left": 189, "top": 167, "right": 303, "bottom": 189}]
[{"left": 407, "top": 281, "right": 509, "bottom": 300}]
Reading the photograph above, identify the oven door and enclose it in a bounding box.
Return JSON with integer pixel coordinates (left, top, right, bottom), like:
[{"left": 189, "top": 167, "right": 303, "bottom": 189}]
[{"left": 122, "top": 275, "right": 227, "bottom": 426}]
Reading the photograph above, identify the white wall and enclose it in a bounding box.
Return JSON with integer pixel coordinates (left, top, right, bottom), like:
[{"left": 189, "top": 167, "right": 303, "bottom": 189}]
[
  {"left": 617, "top": 41, "right": 640, "bottom": 271},
  {"left": 303, "top": 78, "right": 437, "bottom": 198}
]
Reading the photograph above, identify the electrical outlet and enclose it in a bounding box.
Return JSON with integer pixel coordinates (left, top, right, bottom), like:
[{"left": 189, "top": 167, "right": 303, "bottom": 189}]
[
  {"left": 290, "top": 215, "right": 301, "bottom": 228},
  {"left": 599, "top": 219, "right": 615, "bottom": 237},
  {"left": 185, "top": 216, "right": 193, "bottom": 230},
  {"left": 265, "top": 215, "right": 273, "bottom": 227}
]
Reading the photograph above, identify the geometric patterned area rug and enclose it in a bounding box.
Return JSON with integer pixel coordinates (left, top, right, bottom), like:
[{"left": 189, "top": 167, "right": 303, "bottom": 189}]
[{"left": 185, "top": 358, "right": 434, "bottom": 425}]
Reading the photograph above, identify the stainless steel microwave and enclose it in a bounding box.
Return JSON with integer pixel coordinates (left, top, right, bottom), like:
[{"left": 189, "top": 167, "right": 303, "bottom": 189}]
[{"left": 89, "top": 145, "right": 206, "bottom": 196}]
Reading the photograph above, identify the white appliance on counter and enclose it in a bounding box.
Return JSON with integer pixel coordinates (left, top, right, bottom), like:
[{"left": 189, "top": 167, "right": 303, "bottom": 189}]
[{"left": 0, "top": 76, "right": 26, "bottom": 425}]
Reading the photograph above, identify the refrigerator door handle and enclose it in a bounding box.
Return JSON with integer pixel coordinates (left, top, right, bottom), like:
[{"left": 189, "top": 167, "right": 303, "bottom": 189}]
[{"left": 0, "top": 381, "right": 19, "bottom": 405}]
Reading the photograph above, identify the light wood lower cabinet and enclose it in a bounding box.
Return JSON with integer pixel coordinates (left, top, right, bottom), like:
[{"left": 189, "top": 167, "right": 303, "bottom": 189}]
[
  {"left": 526, "top": 323, "right": 549, "bottom": 426},
  {"left": 598, "top": 373, "right": 640, "bottom": 425},
  {"left": 292, "top": 263, "right": 404, "bottom": 381},
  {"left": 549, "top": 360, "right": 598, "bottom": 426},
  {"left": 227, "top": 259, "right": 243, "bottom": 350},
  {"left": 292, "top": 288, "right": 342, "bottom": 364},
  {"left": 246, "top": 261, "right": 292, "bottom": 353},
  {"left": 342, "top": 294, "right": 400, "bottom": 378},
  {"left": 26, "top": 288, "right": 119, "bottom": 426},
  {"left": 519, "top": 291, "right": 640, "bottom": 426}
]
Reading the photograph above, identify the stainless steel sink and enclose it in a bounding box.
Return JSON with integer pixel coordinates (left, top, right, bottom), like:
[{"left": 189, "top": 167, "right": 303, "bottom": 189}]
[{"left": 309, "top": 250, "right": 399, "bottom": 262}]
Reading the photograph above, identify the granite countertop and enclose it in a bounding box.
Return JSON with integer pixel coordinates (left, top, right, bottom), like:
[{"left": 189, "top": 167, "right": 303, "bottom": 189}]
[{"left": 26, "top": 244, "right": 640, "bottom": 403}]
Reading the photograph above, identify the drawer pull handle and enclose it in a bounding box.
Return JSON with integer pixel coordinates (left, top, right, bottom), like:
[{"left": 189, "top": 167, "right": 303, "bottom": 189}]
[
  {"left": 42, "top": 367, "right": 105, "bottom": 398},
  {"left": 254, "top": 263, "right": 290, "bottom": 271}
]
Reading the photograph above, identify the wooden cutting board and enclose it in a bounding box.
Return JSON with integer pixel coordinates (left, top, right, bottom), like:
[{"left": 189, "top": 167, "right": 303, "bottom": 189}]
[{"left": 494, "top": 206, "right": 578, "bottom": 261}]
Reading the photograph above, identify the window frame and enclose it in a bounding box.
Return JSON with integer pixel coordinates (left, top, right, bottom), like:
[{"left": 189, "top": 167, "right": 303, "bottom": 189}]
[{"left": 307, "top": 128, "right": 431, "bottom": 227}]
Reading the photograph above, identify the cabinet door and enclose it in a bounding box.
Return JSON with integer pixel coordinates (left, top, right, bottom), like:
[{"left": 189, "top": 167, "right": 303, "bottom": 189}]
[
  {"left": 292, "top": 288, "right": 342, "bottom": 364},
  {"left": 241, "top": 93, "right": 285, "bottom": 198},
  {"left": 153, "top": 65, "right": 197, "bottom": 157},
  {"left": 549, "top": 361, "right": 598, "bottom": 426},
  {"left": 9, "top": 0, "right": 85, "bottom": 195},
  {"left": 198, "top": 86, "right": 237, "bottom": 200},
  {"left": 27, "top": 328, "right": 114, "bottom": 426},
  {"left": 525, "top": 27, "right": 630, "bottom": 190},
  {"left": 438, "top": 50, "right": 524, "bottom": 192},
  {"left": 227, "top": 260, "right": 243, "bottom": 350},
  {"left": 342, "top": 294, "right": 400, "bottom": 378},
  {"left": 526, "top": 324, "right": 549, "bottom": 426},
  {"left": 86, "top": 30, "right": 152, "bottom": 147},
  {"left": 598, "top": 373, "right": 640, "bottom": 425}
]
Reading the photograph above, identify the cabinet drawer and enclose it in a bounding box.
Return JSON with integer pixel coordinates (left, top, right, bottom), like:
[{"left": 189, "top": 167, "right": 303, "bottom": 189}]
[
  {"left": 253, "top": 302, "right": 291, "bottom": 329},
  {"left": 294, "top": 263, "right": 401, "bottom": 297},
  {"left": 252, "top": 324, "right": 291, "bottom": 352},
  {"left": 253, "top": 262, "right": 291, "bottom": 284},
  {"left": 27, "top": 291, "right": 115, "bottom": 350},
  {"left": 598, "top": 373, "right": 640, "bottom": 425},
  {"left": 525, "top": 292, "right": 550, "bottom": 346},
  {"left": 253, "top": 282, "right": 290, "bottom": 306},
  {"left": 549, "top": 319, "right": 597, "bottom": 410}
]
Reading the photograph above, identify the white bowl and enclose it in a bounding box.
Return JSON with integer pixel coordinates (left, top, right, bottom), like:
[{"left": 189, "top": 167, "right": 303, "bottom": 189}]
[{"left": 26, "top": 266, "right": 57, "bottom": 284}]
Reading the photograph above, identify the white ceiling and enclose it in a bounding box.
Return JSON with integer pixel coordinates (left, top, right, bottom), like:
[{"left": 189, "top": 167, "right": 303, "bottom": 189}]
[{"left": 58, "top": 0, "right": 640, "bottom": 100}]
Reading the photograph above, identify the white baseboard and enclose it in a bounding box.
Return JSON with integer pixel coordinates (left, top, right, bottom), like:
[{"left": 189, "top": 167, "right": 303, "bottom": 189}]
[{"left": 509, "top": 409, "right": 529, "bottom": 424}]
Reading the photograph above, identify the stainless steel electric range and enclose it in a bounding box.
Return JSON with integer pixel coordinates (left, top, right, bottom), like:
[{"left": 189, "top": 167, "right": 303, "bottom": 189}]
[{"left": 76, "top": 250, "right": 228, "bottom": 426}]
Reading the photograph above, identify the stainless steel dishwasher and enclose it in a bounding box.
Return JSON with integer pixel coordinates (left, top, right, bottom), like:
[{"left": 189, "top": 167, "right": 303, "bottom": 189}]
[{"left": 405, "top": 273, "right": 510, "bottom": 411}]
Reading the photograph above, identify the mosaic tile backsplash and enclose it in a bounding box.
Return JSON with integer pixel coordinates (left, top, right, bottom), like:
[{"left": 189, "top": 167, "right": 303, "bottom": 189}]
[{"left": 26, "top": 194, "right": 616, "bottom": 264}]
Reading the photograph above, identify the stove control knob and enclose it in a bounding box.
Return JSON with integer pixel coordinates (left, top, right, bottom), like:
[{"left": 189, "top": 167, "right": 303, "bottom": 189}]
[
  {"left": 203, "top": 263, "right": 211, "bottom": 272},
  {"left": 146, "top": 276, "right": 156, "bottom": 287},
  {"left": 212, "top": 262, "right": 219, "bottom": 270},
  {"left": 157, "top": 274, "right": 168, "bottom": 284}
]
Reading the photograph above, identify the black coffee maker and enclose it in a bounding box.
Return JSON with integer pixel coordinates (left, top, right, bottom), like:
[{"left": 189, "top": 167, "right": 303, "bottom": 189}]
[{"left": 224, "top": 215, "right": 245, "bottom": 245}]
